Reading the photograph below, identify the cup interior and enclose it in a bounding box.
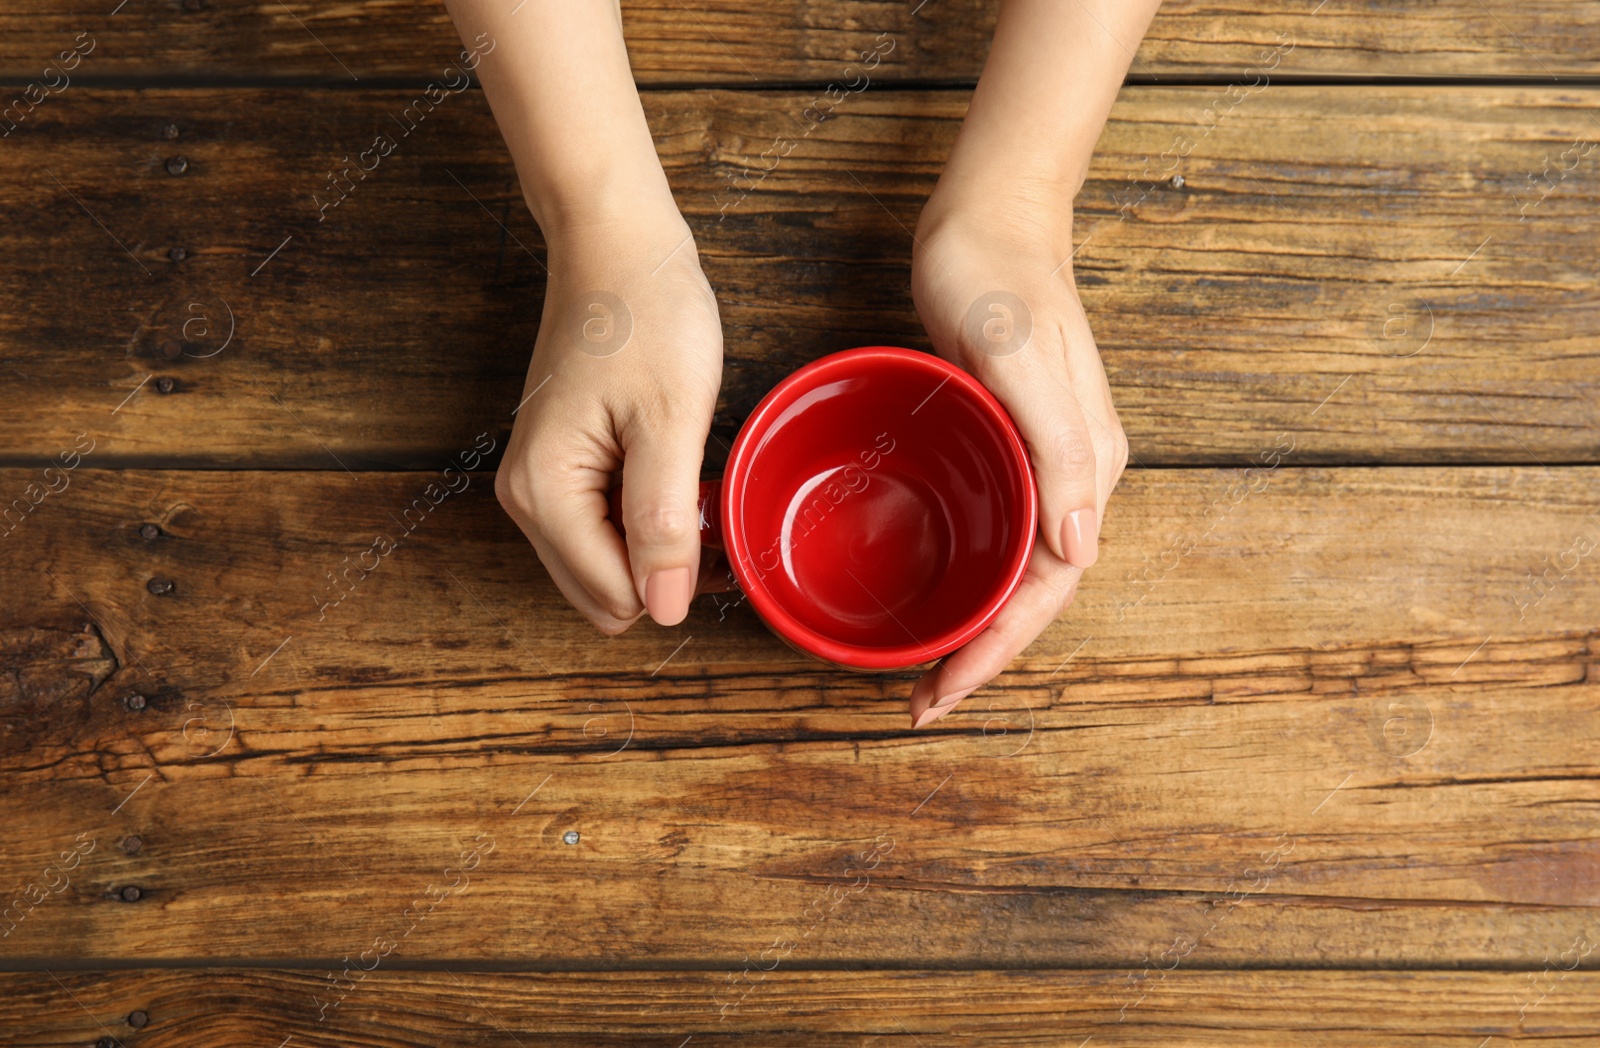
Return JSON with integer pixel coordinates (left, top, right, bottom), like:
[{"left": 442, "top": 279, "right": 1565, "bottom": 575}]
[{"left": 723, "top": 347, "right": 1035, "bottom": 669}]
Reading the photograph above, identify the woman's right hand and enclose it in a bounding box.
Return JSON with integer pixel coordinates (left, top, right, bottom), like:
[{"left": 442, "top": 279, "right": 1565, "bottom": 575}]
[{"left": 495, "top": 211, "right": 724, "bottom": 633}]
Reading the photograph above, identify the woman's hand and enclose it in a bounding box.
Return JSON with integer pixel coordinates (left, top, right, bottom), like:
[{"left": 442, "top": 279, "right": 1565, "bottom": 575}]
[
  {"left": 896, "top": 0, "right": 1161, "bottom": 727},
  {"left": 439, "top": 0, "right": 725, "bottom": 631},
  {"left": 906, "top": 193, "right": 1128, "bottom": 727},
  {"left": 495, "top": 212, "right": 724, "bottom": 633}
]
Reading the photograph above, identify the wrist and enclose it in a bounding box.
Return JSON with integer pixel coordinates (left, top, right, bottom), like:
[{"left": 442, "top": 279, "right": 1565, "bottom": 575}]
[
  {"left": 536, "top": 180, "right": 690, "bottom": 261},
  {"left": 917, "top": 175, "right": 1075, "bottom": 268}
]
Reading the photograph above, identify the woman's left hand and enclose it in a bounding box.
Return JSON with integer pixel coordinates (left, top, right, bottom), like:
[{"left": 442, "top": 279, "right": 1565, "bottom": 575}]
[{"left": 907, "top": 193, "right": 1128, "bottom": 727}]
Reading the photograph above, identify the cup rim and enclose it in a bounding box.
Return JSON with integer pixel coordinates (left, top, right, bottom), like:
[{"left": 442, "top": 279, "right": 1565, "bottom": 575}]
[{"left": 721, "top": 345, "right": 1038, "bottom": 670}]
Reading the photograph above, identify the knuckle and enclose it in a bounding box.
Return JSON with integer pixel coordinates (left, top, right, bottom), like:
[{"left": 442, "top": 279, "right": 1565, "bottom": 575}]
[
  {"left": 496, "top": 454, "right": 566, "bottom": 530},
  {"left": 494, "top": 465, "right": 535, "bottom": 515},
  {"left": 628, "top": 499, "right": 698, "bottom": 549},
  {"left": 1044, "top": 425, "right": 1097, "bottom": 479},
  {"left": 1103, "top": 426, "right": 1130, "bottom": 476}
]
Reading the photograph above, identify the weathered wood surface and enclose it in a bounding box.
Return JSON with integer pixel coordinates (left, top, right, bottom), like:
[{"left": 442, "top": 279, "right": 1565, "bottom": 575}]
[
  {"left": 5, "top": 969, "right": 1600, "bottom": 1045},
  {"left": 3, "top": 466, "right": 1595, "bottom": 688},
  {"left": 3, "top": 1, "right": 1598, "bottom": 82},
  {"left": 2, "top": 86, "right": 1597, "bottom": 467},
  {"left": 2, "top": 467, "right": 1597, "bottom": 962}
]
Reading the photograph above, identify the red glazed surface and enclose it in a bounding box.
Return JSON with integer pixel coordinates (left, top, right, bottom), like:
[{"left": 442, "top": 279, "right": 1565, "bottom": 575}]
[{"left": 721, "top": 346, "right": 1037, "bottom": 670}]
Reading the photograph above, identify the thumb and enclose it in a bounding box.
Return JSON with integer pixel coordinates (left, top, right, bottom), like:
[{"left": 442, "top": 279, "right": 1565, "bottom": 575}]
[
  {"left": 947, "top": 322, "right": 1103, "bottom": 570},
  {"left": 926, "top": 284, "right": 1103, "bottom": 569},
  {"left": 1005, "top": 356, "right": 1102, "bottom": 569},
  {"left": 620, "top": 415, "right": 710, "bottom": 626}
]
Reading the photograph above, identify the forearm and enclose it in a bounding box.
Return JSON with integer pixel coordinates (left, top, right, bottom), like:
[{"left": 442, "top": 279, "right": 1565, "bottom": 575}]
[
  {"left": 931, "top": 0, "right": 1162, "bottom": 237},
  {"left": 442, "top": 0, "right": 681, "bottom": 244}
]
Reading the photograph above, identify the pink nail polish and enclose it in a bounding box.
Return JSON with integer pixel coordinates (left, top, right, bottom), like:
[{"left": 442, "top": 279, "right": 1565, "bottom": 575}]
[
  {"left": 932, "top": 685, "right": 976, "bottom": 710},
  {"left": 1062, "top": 507, "right": 1098, "bottom": 569},
  {"left": 914, "top": 683, "right": 976, "bottom": 727},
  {"left": 908, "top": 674, "right": 939, "bottom": 728},
  {"left": 644, "top": 567, "right": 693, "bottom": 626}
]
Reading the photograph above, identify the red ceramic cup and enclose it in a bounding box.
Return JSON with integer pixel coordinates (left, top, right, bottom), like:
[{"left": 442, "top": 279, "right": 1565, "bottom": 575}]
[{"left": 617, "top": 346, "right": 1037, "bottom": 670}]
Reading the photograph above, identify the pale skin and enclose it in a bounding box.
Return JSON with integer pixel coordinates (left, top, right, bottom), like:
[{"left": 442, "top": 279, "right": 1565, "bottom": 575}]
[{"left": 442, "top": 0, "right": 1163, "bottom": 727}]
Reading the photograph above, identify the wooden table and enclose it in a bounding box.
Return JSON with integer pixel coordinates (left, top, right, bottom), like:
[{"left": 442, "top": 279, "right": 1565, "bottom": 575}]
[{"left": 3, "top": 2, "right": 1598, "bottom": 1043}]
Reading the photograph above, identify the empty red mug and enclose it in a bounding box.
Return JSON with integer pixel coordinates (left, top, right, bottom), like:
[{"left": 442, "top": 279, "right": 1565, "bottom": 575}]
[{"left": 614, "top": 346, "right": 1037, "bottom": 670}]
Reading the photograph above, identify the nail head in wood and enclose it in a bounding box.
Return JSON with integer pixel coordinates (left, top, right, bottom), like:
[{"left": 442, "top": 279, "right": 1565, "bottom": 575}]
[
  {"left": 121, "top": 835, "right": 143, "bottom": 855},
  {"left": 165, "top": 155, "right": 188, "bottom": 176},
  {"left": 124, "top": 693, "right": 147, "bottom": 711},
  {"left": 156, "top": 376, "right": 177, "bottom": 394},
  {"left": 147, "top": 577, "right": 176, "bottom": 596},
  {"left": 120, "top": 885, "right": 142, "bottom": 902},
  {"left": 159, "top": 338, "right": 182, "bottom": 359},
  {"left": 139, "top": 523, "right": 162, "bottom": 540},
  {"left": 127, "top": 1010, "right": 149, "bottom": 1029}
]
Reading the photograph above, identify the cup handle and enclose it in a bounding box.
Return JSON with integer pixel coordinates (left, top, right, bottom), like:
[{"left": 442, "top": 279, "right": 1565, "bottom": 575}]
[{"left": 606, "top": 479, "right": 724, "bottom": 551}]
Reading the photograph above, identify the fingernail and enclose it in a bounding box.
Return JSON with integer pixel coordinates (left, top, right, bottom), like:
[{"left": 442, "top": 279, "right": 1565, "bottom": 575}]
[
  {"left": 932, "top": 684, "right": 976, "bottom": 710},
  {"left": 1062, "top": 508, "right": 1098, "bottom": 569},
  {"left": 644, "top": 567, "right": 693, "bottom": 626},
  {"left": 908, "top": 674, "right": 938, "bottom": 728},
  {"left": 914, "top": 682, "right": 976, "bottom": 728}
]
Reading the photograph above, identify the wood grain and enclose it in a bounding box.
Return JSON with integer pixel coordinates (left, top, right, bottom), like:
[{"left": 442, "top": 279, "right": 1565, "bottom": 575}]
[
  {"left": 4, "top": 466, "right": 1596, "bottom": 685},
  {"left": 4, "top": 0, "right": 1596, "bottom": 1022},
  {"left": 2, "top": 467, "right": 1597, "bottom": 962},
  {"left": 3, "top": 87, "right": 1596, "bottom": 468},
  {"left": 5, "top": 969, "right": 1600, "bottom": 1045},
  {"left": 1, "top": 1, "right": 1597, "bottom": 82}
]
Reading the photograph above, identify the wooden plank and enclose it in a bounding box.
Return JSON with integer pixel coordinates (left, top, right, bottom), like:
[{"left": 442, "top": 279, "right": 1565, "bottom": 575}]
[
  {"left": 3, "top": 466, "right": 1596, "bottom": 683},
  {"left": 2, "top": 467, "right": 1597, "bottom": 963},
  {"left": 2, "top": 86, "right": 1596, "bottom": 468},
  {"left": 4, "top": 969, "right": 1600, "bottom": 1045},
  {"left": 2, "top": 1, "right": 1598, "bottom": 82},
  {"left": 7, "top": 694, "right": 1599, "bottom": 964}
]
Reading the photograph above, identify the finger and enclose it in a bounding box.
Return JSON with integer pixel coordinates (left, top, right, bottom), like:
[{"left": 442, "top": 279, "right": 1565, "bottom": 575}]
[
  {"left": 980, "top": 346, "right": 1102, "bottom": 570},
  {"left": 909, "top": 544, "right": 1081, "bottom": 728},
  {"left": 496, "top": 462, "right": 644, "bottom": 626},
  {"left": 620, "top": 414, "right": 710, "bottom": 627},
  {"left": 529, "top": 530, "right": 642, "bottom": 636}
]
